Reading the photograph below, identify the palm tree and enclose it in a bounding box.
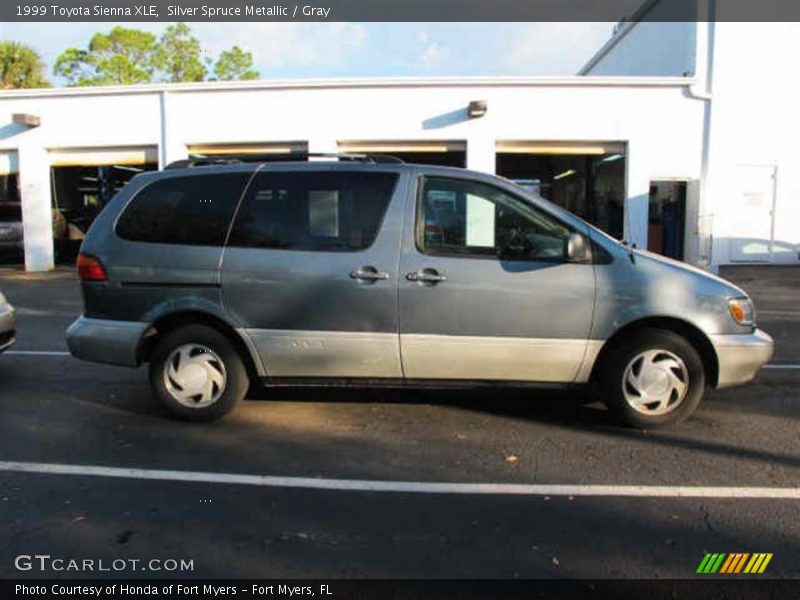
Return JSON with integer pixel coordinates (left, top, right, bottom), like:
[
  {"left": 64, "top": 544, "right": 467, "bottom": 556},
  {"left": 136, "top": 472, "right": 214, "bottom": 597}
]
[{"left": 0, "top": 41, "right": 50, "bottom": 89}]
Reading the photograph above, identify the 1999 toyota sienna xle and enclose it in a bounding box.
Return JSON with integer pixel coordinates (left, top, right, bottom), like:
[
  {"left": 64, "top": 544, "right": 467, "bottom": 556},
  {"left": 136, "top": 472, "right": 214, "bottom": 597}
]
[{"left": 66, "top": 155, "right": 774, "bottom": 428}]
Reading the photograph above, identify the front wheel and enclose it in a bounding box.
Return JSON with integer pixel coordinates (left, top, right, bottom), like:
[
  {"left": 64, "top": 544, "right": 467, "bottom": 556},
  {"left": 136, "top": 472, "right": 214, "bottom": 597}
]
[
  {"left": 148, "top": 324, "right": 249, "bottom": 421},
  {"left": 598, "top": 328, "right": 706, "bottom": 428}
]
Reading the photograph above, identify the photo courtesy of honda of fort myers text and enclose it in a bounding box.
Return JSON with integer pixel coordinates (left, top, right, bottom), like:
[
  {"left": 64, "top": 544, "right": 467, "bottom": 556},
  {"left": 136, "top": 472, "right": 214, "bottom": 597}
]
[
  {"left": 0, "top": 0, "right": 799, "bottom": 597},
  {"left": 17, "top": 584, "right": 335, "bottom": 596}
]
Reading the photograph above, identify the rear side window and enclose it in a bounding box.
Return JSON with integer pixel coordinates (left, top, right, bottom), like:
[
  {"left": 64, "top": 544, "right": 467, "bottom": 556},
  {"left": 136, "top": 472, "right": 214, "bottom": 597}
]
[
  {"left": 116, "top": 173, "right": 250, "bottom": 246},
  {"left": 228, "top": 171, "right": 398, "bottom": 251}
]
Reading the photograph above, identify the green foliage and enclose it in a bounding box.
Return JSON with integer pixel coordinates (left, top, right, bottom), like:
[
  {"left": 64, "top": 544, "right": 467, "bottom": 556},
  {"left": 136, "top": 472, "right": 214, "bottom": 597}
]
[
  {"left": 156, "top": 23, "right": 207, "bottom": 83},
  {"left": 54, "top": 26, "right": 159, "bottom": 86},
  {"left": 0, "top": 41, "right": 50, "bottom": 89},
  {"left": 213, "top": 46, "right": 259, "bottom": 81},
  {"left": 52, "top": 24, "right": 260, "bottom": 87}
]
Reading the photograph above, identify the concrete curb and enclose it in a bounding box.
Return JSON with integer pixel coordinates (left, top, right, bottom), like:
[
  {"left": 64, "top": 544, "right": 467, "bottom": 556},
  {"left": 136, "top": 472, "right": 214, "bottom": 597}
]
[{"left": 753, "top": 369, "right": 800, "bottom": 386}]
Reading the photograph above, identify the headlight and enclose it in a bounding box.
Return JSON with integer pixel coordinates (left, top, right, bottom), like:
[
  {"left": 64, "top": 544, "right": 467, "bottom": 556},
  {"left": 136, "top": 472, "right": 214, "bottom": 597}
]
[
  {"left": 728, "top": 297, "right": 755, "bottom": 326},
  {"left": 0, "top": 292, "right": 6, "bottom": 305}
]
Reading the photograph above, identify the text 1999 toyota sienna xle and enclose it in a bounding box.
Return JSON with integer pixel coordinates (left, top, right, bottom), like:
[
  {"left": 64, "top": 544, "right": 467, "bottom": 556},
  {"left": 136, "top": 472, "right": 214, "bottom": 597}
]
[{"left": 66, "top": 155, "right": 774, "bottom": 428}]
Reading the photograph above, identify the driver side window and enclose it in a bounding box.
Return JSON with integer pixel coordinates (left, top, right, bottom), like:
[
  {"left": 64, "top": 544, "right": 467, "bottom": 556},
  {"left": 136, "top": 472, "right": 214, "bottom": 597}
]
[{"left": 417, "top": 176, "right": 571, "bottom": 261}]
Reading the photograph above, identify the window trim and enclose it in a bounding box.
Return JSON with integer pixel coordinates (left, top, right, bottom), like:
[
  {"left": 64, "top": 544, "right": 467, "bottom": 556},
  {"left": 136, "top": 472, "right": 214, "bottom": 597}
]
[
  {"left": 414, "top": 174, "right": 577, "bottom": 263},
  {"left": 225, "top": 169, "right": 401, "bottom": 254}
]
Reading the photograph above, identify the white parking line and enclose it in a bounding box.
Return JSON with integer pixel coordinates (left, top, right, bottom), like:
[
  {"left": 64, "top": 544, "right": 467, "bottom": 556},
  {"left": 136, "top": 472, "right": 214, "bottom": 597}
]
[
  {"left": 0, "top": 461, "right": 798, "bottom": 499},
  {"left": 5, "top": 351, "right": 800, "bottom": 369}
]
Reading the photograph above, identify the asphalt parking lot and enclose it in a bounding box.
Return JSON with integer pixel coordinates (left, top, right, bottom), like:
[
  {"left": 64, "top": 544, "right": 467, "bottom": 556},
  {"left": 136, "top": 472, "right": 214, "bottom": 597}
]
[{"left": 0, "top": 265, "right": 797, "bottom": 579}]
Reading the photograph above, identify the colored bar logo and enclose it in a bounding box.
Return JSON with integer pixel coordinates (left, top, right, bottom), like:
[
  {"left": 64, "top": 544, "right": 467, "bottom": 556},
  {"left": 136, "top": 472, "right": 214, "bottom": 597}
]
[{"left": 696, "top": 553, "right": 773, "bottom": 574}]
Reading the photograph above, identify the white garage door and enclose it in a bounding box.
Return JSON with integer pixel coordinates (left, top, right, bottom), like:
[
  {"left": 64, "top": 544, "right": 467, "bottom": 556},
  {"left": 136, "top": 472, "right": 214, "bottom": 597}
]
[{"left": 49, "top": 146, "right": 158, "bottom": 167}]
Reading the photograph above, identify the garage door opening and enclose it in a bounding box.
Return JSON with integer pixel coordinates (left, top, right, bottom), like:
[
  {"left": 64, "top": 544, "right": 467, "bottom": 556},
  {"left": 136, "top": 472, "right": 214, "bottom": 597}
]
[
  {"left": 338, "top": 141, "right": 466, "bottom": 167},
  {"left": 187, "top": 142, "right": 309, "bottom": 162},
  {"left": 50, "top": 147, "right": 158, "bottom": 263},
  {"left": 496, "top": 141, "right": 626, "bottom": 241},
  {"left": 0, "top": 152, "right": 21, "bottom": 265},
  {"left": 649, "top": 181, "right": 687, "bottom": 260}
]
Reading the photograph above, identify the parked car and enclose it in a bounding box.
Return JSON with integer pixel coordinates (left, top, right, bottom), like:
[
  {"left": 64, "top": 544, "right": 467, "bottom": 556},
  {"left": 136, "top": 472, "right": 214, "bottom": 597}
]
[
  {"left": 0, "top": 290, "right": 15, "bottom": 353},
  {"left": 0, "top": 204, "right": 24, "bottom": 255},
  {"left": 66, "top": 155, "right": 773, "bottom": 427},
  {"left": 0, "top": 202, "right": 74, "bottom": 257}
]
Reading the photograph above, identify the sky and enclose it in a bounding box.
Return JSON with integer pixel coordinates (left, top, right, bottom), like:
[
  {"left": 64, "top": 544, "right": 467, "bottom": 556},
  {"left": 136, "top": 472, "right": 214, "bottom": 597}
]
[{"left": 1, "top": 22, "right": 615, "bottom": 84}]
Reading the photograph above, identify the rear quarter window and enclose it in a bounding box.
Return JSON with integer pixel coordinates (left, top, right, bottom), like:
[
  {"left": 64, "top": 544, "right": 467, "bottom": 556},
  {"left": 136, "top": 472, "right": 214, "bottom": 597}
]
[{"left": 116, "top": 172, "right": 250, "bottom": 246}]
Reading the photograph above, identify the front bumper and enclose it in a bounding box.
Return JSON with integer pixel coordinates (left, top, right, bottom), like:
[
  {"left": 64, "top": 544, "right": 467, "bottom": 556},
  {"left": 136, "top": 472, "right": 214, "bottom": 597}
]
[
  {"left": 66, "top": 316, "right": 150, "bottom": 367},
  {"left": 710, "top": 328, "right": 774, "bottom": 388},
  {"left": 0, "top": 302, "right": 15, "bottom": 352}
]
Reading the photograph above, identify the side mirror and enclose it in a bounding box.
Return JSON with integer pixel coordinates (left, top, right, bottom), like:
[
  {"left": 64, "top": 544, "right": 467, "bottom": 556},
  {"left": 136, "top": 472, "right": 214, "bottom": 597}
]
[
  {"left": 565, "top": 232, "right": 591, "bottom": 263},
  {"left": 496, "top": 243, "right": 527, "bottom": 260}
]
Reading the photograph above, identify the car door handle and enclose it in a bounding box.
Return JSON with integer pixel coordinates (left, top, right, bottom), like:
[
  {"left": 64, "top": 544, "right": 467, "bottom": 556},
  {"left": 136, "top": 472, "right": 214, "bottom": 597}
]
[
  {"left": 350, "top": 267, "right": 390, "bottom": 282},
  {"left": 406, "top": 269, "right": 447, "bottom": 283}
]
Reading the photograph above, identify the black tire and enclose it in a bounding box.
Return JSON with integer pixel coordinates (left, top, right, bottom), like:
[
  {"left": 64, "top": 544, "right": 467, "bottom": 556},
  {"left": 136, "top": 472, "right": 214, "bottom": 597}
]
[
  {"left": 148, "top": 324, "right": 248, "bottom": 421},
  {"left": 598, "top": 328, "right": 706, "bottom": 429}
]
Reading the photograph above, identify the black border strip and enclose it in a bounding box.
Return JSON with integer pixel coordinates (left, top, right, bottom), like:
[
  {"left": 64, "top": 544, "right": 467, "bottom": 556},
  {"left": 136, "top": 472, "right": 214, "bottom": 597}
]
[{"left": 3, "top": 0, "right": 800, "bottom": 23}]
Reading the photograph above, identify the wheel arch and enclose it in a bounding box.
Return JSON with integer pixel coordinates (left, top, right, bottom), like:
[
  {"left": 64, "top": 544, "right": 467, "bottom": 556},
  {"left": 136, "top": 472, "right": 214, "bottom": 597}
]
[
  {"left": 590, "top": 316, "right": 719, "bottom": 388},
  {"left": 137, "top": 310, "right": 262, "bottom": 381}
]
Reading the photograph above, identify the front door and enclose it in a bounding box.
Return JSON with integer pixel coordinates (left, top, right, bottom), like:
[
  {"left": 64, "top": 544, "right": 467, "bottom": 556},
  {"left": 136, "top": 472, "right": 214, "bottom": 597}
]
[
  {"left": 399, "top": 173, "right": 595, "bottom": 382},
  {"left": 221, "top": 168, "right": 406, "bottom": 378},
  {"left": 729, "top": 165, "right": 776, "bottom": 263}
]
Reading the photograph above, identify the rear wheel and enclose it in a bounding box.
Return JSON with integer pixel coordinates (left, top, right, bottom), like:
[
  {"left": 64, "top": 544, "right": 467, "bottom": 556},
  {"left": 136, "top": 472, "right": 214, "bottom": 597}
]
[
  {"left": 598, "top": 328, "right": 706, "bottom": 428},
  {"left": 148, "top": 324, "right": 248, "bottom": 421}
]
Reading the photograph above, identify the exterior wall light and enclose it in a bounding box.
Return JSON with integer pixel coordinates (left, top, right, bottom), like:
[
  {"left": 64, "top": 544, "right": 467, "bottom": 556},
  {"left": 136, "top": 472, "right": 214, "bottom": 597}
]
[
  {"left": 468, "top": 100, "right": 487, "bottom": 119},
  {"left": 12, "top": 113, "right": 41, "bottom": 127}
]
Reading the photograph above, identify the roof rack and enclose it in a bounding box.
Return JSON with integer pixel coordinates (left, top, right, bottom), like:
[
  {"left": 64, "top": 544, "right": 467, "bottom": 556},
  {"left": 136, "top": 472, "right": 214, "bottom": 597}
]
[{"left": 164, "top": 152, "right": 404, "bottom": 169}]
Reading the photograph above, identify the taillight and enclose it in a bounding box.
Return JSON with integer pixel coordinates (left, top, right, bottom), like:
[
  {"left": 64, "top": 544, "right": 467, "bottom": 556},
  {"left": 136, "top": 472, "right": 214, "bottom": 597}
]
[{"left": 76, "top": 253, "right": 107, "bottom": 282}]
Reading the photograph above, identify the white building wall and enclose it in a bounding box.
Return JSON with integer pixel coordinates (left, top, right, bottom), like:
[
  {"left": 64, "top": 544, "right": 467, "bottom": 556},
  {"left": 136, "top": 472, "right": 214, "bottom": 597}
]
[
  {"left": 6, "top": 92, "right": 162, "bottom": 149},
  {"left": 705, "top": 22, "right": 800, "bottom": 266},
  {"left": 582, "top": 11, "right": 800, "bottom": 268},
  {"left": 1, "top": 77, "right": 704, "bottom": 271},
  {"left": 0, "top": 92, "right": 163, "bottom": 270}
]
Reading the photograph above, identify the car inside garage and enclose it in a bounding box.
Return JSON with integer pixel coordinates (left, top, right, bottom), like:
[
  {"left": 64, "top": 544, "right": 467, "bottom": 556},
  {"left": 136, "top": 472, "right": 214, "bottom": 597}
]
[
  {"left": 495, "top": 141, "right": 626, "bottom": 242},
  {"left": 49, "top": 147, "right": 159, "bottom": 262}
]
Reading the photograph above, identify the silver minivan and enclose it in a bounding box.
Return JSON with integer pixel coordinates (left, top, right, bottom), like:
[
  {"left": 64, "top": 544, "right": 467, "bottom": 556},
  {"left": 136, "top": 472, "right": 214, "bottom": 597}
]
[{"left": 66, "top": 155, "right": 773, "bottom": 428}]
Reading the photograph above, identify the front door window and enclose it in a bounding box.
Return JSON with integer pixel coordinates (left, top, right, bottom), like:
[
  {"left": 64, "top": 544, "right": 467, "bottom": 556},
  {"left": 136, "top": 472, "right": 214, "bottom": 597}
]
[{"left": 418, "top": 177, "right": 571, "bottom": 262}]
